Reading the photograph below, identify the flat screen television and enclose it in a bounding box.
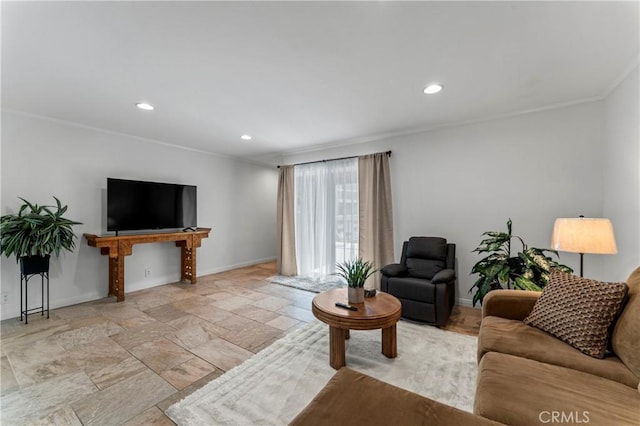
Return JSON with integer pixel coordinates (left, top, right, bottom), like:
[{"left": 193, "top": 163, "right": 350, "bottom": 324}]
[{"left": 107, "top": 178, "right": 197, "bottom": 233}]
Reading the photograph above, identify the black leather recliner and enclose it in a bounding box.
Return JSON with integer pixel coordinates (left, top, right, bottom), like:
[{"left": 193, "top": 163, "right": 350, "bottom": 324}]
[{"left": 380, "top": 237, "right": 456, "bottom": 327}]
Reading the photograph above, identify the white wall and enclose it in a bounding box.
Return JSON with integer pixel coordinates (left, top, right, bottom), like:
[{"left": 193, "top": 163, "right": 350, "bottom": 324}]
[
  {"left": 0, "top": 112, "right": 278, "bottom": 320},
  {"left": 283, "top": 102, "right": 606, "bottom": 305},
  {"left": 603, "top": 66, "right": 640, "bottom": 281}
]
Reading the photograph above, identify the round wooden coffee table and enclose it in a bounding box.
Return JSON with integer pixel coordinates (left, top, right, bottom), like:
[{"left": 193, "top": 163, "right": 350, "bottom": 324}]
[{"left": 312, "top": 288, "right": 402, "bottom": 369}]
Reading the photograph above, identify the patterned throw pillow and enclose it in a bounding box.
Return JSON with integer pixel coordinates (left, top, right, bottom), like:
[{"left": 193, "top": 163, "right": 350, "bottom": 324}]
[{"left": 524, "top": 270, "right": 628, "bottom": 358}]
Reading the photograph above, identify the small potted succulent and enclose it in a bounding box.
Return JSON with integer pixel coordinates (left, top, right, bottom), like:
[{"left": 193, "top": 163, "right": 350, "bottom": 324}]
[
  {"left": 0, "top": 197, "right": 82, "bottom": 274},
  {"left": 335, "top": 258, "right": 377, "bottom": 304}
]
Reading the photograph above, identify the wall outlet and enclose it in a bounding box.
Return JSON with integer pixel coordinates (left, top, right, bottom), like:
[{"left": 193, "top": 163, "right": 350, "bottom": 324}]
[
  {"left": 1, "top": 293, "right": 8, "bottom": 305},
  {"left": 144, "top": 268, "right": 151, "bottom": 277}
]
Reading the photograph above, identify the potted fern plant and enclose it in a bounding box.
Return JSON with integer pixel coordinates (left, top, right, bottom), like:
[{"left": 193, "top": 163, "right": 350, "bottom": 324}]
[
  {"left": 0, "top": 197, "right": 82, "bottom": 274},
  {"left": 469, "top": 219, "right": 572, "bottom": 306},
  {"left": 335, "top": 258, "right": 377, "bottom": 304}
]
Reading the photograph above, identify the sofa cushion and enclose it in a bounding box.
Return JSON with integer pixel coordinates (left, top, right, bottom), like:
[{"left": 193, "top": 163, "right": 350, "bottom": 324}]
[
  {"left": 386, "top": 277, "right": 434, "bottom": 303},
  {"left": 523, "top": 270, "right": 627, "bottom": 358},
  {"left": 612, "top": 267, "right": 640, "bottom": 379},
  {"left": 474, "top": 352, "right": 640, "bottom": 426},
  {"left": 290, "top": 367, "right": 501, "bottom": 426},
  {"left": 478, "top": 316, "right": 639, "bottom": 388}
]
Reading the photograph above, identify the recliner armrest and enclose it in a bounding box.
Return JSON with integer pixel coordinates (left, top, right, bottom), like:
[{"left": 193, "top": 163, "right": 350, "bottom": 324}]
[
  {"left": 381, "top": 264, "right": 407, "bottom": 277},
  {"left": 481, "top": 289, "right": 541, "bottom": 321},
  {"left": 432, "top": 269, "right": 456, "bottom": 284}
]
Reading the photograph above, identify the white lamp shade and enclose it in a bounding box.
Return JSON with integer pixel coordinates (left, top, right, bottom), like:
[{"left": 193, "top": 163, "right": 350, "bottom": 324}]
[{"left": 551, "top": 218, "right": 617, "bottom": 254}]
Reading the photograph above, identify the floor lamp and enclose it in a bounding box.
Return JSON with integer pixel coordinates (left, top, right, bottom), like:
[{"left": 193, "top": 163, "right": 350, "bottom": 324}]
[{"left": 551, "top": 216, "right": 617, "bottom": 277}]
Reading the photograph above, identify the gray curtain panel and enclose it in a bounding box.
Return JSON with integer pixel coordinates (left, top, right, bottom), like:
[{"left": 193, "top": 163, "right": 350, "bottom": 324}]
[
  {"left": 277, "top": 165, "right": 297, "bottom": 276},
  {"left": 358, "top": 153, "right": 395, "bottom": 289}
]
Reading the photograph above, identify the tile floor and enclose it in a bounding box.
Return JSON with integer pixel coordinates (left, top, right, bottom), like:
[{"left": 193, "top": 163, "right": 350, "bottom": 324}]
[{"left": 0, "top": 262, "right": 481, "bottom": 425}]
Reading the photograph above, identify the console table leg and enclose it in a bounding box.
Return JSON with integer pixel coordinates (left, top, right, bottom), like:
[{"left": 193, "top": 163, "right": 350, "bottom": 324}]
[
  {"left": 108, "top": 257, "right": 116, "bottom": 297},
  {"left": 181, "top": 247, "right": 197, "bottom": 283},
  {"left": 109, "top": 256, "right": 125, "bottom": 302}
]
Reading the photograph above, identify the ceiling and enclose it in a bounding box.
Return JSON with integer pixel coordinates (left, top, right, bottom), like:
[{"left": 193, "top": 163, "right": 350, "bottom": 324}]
[{"left": 2, "top": 1, "right": 638, "bottom": 161}]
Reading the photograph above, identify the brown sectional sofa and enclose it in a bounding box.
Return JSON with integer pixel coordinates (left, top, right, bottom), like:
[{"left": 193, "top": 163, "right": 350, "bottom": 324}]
[
  {"left": 474, "top": 267, "right": 640, "bottom": 425},
  {"left": 291, "top": 267, "right": 640, "bottom": 425}
]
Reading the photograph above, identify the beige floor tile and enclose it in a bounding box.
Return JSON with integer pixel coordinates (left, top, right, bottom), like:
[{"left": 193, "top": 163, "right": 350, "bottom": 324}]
[
  {"left": 110, "top": 321, "right": 176, "bottom": 350},
  {"left": 12, "top": 351, "right": 80, "bottom": 388},
  {"left": 170, "top": 295, "right": 214, "bottom": 311},
  {"left": 290, "top": 293, "right": 316, "bottom": 309},
  {"left": 127, "top": 292, "right": 180, "bottom": 312},
  {"left": 230, "top": 304, "right": 281, "bottom": 323},
  {"left": 219, "top": 321, "right": 283, "bottom": 352},
  {"left": 1, "top": 371, "right": 98, "bottom": 424},
  {"left": 190, "top": 337, "right": 253, "bottom": 371},
  {"left": 10, "top": 336, "right": 130, "bottom": 388},
  {"left": 129, "top": 337, "right": 194, "bottom": 373},
  {"left": 143, "top": 303, "right": 189, "bottom": 323},
  {"left": 0, "top": 355, "right": 19, "bottom": 396},
  {"left": 55, "top": 319, "right": 124, "bottom": 350},
  {"left": 210, "top": 294, "right": 254, "bottom": 311},
  {"left": 183, "top": 304, "right": 235, "bottom": 323},
  {"left": 278, "top": 304, "right": 316, "bottom": 322},
  {"left": 123, "top": 406, "right": 176, "bottom": 426},
  {"left": 1, "top": 321, "right": 70, "bottom": 351},
  {"left": 88, "top": 356, "right": 150, "bottom": 390},
  {"left": 251, "top": 332, "right": 286, "bottom": 354},
  {"left": 223, "top": 286, "right": 266, "bottom": 300},
  {"left": 159, "top": 356, "right": 219, "bottom": 390},
  {"left": 101, "top": 306, "right": 158, "bottom": 329},
  {"left": 204, "top": 290, "right": 235, "bottom": 301},
  {"left": 72, "top": 369, "right": 175, "bottom": 426},
  {"left": 4, "top": 338, "right": 67, "bottom": 378},
  {"left": 251, "top": 295, "right": 292, "bottom": 312},
  {"left": 155, "top": 370, "right": 223, "bottom": 411},
  {"left": 53, "top": 304, "right": 101, "bottom": 321},
  {"left": 33, "top": 405, "right": 83, "bottom": 426},
  {"left": 166, "top": 317, "right": 226, "bottom": 350},
  {"left": 68, "top": 336, "right": 132, "bottom": 374},
  {"left": 266, "top": 315, "right": 302, "bottom": 331}
]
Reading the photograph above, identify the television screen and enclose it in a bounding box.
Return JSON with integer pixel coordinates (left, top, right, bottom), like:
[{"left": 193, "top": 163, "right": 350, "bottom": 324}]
[{"left": 107, "top": 178, "right": 197, "bottom": 232}]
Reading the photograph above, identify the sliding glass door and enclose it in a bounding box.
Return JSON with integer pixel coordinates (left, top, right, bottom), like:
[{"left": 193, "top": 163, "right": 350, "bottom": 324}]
[{"left": 294, "top": 158, "right": 358, "bottom": 279}]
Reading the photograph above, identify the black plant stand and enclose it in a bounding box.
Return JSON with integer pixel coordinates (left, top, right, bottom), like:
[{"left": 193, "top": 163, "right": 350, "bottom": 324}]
[{"left": 20, "top": 271, "right": 49, "bottom": 324}]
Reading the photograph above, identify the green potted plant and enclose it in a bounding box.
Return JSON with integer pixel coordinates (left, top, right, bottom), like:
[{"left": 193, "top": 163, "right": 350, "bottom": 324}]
[
  {"left": 335, "top": 258, "right": 377, "bottom": 304},
  {"left": 0, "top": 197, "right": 82, "bottom": 274},
  {"left": 470, "top": 219, "right": 572, "bottom": 306}
]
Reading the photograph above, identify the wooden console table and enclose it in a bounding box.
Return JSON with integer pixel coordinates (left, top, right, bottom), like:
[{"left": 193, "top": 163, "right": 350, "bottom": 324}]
[{"left": 84, "top": 228, "right": 211, "bottom": 302}]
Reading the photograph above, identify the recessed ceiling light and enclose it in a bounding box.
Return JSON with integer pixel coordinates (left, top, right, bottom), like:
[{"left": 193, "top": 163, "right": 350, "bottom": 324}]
[
  {"left": 136, "top": 102, "right": 155, "bottom": 111},
  {"left": 241, "top": 134, "right": 252, "bottom": 140},
  {"left": 423, "top": 84, "right": 443, "bottom": 95}
]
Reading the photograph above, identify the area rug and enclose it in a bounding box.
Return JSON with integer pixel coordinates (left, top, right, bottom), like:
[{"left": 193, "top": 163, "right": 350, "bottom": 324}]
[
  {"left": 166, "top": 320, "right": 478, "bottom": 425},
  {"left": 266, "top": 275, "right": 344, "bottom": 293}
]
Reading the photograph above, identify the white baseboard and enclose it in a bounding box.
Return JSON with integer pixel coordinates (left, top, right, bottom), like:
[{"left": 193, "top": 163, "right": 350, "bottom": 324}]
[
  {"left": 455, "top": 297, "right": 476, "bottom": 308},
  {"left": 0, "top": 291, "right": 105, "bottom": 321},
  {"left": 197, "top": 257, "right": 276, "bottom": 276}
]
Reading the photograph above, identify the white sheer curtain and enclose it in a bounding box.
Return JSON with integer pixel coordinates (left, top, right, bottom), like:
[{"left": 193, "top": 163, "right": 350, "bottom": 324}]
[{"left": 294, "top": 158, "right": 359, "bottom": 279}]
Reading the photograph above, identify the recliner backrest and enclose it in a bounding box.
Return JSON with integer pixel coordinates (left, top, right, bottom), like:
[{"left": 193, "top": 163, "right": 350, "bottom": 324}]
[{"left": 404, "top": 237, "right": 448, "bottom": 280}]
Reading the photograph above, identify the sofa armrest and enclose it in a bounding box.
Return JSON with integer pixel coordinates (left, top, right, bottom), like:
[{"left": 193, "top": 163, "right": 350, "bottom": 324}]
[
  {"left": 381, "top": 263, "right": 407, "bottom": 277},
  {"left": 482, "top": 290, "right": 541, "bottom": 321},
  {"left": 432, "top": 268, "right": 456, "bottom": 284}
]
